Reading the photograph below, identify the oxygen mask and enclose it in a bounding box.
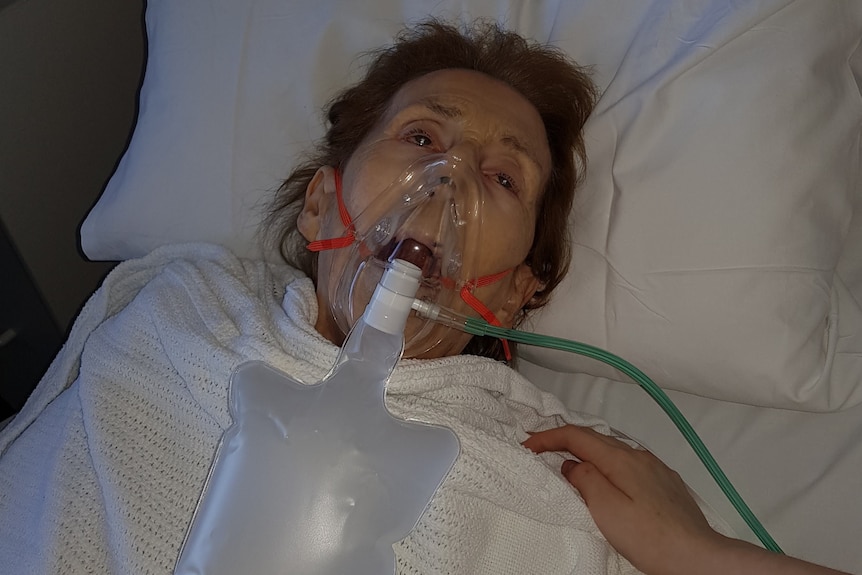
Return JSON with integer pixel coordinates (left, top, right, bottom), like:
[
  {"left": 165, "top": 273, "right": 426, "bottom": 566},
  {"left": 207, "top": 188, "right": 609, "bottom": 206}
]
[{"left": 309, "top": 154, "right": 534, "bottom": 360}]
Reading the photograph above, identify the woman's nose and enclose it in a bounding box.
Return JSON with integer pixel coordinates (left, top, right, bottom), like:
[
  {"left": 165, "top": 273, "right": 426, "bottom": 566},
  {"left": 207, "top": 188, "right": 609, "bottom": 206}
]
[
  {"left": 440, "top": 144, "right": 485, "bottom": 198},
  {"left": 445, "top": 141, "right": 481, "bottom": 169}
]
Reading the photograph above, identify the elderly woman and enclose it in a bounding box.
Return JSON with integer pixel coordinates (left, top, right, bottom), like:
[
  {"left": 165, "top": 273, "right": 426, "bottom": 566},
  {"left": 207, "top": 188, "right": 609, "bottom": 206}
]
[
  {"left": 0, "top": 19, "right": 728, "bottom": 575},
  {"left": 267, "top": 20, "right": 596, "bottom": 364}
]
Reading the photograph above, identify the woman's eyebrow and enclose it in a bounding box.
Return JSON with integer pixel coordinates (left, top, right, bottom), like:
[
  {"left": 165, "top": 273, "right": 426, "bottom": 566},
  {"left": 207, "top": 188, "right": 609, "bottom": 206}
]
[
  {"left": 501, "top": 134, "right": 544, "bottom": 175},
  {"left": 416, "top": 97, "right": 462, "bottom": 119},
  {"left": 407, "top": 97, "right": 544, "bottom": 175}
]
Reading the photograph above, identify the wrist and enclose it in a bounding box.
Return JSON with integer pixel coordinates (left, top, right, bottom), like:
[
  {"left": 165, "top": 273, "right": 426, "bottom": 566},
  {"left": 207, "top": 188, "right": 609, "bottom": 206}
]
[
  {"left": 655, "top": 531, "right": 737, "bottom": 575},
  {"left": 668, "top": 534, "right": 850, "bottom": 575}
]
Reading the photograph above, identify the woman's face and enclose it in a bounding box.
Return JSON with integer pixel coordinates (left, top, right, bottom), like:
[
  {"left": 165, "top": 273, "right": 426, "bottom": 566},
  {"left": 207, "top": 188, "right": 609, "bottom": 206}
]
[{"left": 299, "top": 69, "right": 552, "bottom": 358}]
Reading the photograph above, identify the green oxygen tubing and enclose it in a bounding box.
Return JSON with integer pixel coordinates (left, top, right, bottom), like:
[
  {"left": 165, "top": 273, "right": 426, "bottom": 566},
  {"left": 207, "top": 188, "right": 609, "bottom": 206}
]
[{"left": 411, "top": 299, "right": 784, "bottom": 555}]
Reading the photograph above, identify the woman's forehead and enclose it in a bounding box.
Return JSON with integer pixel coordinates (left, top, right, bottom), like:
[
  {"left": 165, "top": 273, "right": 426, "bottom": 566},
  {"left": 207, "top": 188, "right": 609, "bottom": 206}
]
[{"left": 381, "top": 70, "right": 551, "bottom": 178}]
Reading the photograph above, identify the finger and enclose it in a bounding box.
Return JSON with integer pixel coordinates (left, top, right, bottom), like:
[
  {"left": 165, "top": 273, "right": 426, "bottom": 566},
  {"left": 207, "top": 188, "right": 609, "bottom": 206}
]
[
  {"left": 562, "top": 460, "right": 631, "bottom": 512},
  {"left": 523, "top": 425, "right": 630, "bottom": 466},
  {"left": 522, "top": 425, "right": 591, "bottom": 452}
]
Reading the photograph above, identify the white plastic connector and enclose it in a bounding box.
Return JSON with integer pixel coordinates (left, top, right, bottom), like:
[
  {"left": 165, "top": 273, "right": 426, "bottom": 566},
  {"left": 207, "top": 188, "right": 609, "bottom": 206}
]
[
  {"left": 410, "top": 299, "right": 470, "bottom": 332},
  {"left": 364, "top": 259, "right": 422, "bottom": 335},
  {"left": 410, "top": 299, "right": 441, "bottom": 321}
]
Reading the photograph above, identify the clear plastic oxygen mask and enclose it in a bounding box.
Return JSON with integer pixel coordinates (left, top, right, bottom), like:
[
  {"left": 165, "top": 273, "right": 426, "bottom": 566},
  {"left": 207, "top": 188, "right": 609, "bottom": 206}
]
[
  {"left": 174, "top": 259, "right": 460, "bottom": 575},
  {"left": 310, "top": 154, "right": 535, "bottom": 361}
]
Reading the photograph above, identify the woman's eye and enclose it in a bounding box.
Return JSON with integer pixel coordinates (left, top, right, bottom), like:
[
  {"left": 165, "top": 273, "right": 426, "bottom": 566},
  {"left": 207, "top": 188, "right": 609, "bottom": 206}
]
[
  {"left": 405, "top": 129, "right": 433, "bottom": 147},
  {"left": 495, "top": 173, "right": 520, "bottom": 194}
]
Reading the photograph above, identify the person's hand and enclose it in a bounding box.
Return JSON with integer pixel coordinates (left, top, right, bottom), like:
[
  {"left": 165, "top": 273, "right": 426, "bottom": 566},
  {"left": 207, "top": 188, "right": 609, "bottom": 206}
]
[
  {"left": 524, "top": 425, "right": 852, "bottom": 575},
  {"left": 522, "top": 425, "right": 720, "bottom": 575}
]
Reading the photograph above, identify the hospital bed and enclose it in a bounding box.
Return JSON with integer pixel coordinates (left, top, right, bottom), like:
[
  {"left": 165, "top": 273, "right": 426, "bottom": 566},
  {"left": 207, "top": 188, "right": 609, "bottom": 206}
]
[{"left": 67, "top": 0, "right": 862, "bottom": 572}]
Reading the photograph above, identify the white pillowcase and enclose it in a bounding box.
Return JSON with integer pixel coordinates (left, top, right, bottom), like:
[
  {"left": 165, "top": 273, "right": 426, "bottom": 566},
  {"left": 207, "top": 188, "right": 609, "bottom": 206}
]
[
  {"left": 522, "top": 1, "right": 862, "bottom": 412},
  {"left": 81, "top": 0, "right": 862, "bottom": 410},
  {"left": 81, "top": 0, "right": 559, "bottom": 261}
]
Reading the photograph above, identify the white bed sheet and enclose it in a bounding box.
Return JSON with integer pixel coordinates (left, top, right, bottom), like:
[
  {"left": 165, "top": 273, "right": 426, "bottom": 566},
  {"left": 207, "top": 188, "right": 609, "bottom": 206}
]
[{"left": 520, "top": 359, "right": 862, "bottom": 574}]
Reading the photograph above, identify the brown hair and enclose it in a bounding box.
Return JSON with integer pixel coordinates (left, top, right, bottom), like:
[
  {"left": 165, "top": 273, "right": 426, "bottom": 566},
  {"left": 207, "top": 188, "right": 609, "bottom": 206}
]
[{"left": 266, "top": 19, "right": 596, "bottom": 361}]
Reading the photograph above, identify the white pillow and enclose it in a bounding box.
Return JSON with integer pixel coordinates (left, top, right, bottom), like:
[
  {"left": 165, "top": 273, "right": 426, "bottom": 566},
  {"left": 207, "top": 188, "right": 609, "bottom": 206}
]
[
  {"left": 81, "top": 0, "right": 862, "bottom": 410},
  {"left": 80, "top": 0, "right": 560, "bottom": 261},
  {"left": 522, "top": 0, "right": 862, "bottom": 411}
]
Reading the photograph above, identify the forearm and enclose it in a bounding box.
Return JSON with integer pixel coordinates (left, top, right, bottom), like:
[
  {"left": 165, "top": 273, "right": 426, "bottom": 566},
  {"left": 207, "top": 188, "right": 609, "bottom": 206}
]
[{"left": 667, "top": 534, "right": 850, "bottom": 575}]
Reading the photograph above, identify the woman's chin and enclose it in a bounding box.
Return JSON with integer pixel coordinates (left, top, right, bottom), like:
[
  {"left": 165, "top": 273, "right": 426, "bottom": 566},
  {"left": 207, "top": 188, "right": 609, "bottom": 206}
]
[{"left": 401, "top": 318, "right": 471, "bottom": 360}]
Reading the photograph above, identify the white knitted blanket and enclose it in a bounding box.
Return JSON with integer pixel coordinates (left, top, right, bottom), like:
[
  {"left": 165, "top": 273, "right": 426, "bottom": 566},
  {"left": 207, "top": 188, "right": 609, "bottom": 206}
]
[{"left": 0, "top": 243, "right": 682, "bottom": 574}]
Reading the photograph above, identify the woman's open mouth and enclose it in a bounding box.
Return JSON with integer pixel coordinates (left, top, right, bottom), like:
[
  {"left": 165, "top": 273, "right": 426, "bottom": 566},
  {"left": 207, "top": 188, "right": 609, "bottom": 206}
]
[{"left": 377, "top": 237, "right": 437, "bottom": 280}]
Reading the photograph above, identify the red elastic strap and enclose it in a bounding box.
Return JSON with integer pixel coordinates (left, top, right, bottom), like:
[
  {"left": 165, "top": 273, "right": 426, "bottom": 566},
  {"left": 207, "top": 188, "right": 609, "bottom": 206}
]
[
  {"left": 472, "top": 268, "right": 512, "bottom": 288},
  {"left": 440, "top": 267, "right": 509, "bottom": 290},
  {"left": 307, "top": 170, "right": 356, "bottom": 252},
  {"left": 458, "top": 269, "right": 514, "bottom": 362},
  {"left": 306, "top": 235, "right": 355, "bottom": 251},
  {"left": 333, "top": 171, "right": 352, "bottom": 229}
]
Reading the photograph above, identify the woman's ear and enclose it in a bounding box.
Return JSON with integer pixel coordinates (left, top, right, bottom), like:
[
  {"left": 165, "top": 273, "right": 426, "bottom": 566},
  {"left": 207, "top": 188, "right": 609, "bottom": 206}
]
[
  {"left": 297, "top": 166, "right": 338, "bottom": 242},
  {"left": 495, "top": 263, "right": 542, "bottom": 328}
]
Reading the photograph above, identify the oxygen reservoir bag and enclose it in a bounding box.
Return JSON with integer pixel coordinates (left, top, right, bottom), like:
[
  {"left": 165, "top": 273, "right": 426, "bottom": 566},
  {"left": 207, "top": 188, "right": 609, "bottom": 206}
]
[{"left": 174, "top": 259, "right": 460, "bottom": 575}]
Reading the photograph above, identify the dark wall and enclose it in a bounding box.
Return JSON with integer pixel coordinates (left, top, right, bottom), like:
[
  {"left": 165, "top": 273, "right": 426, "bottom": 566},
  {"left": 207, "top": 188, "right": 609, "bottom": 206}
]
[
  {"left": 0, "top": 0, "right": 146, "bottom": 412},
  {"left": 0, "top": 222, "right": 62, "bottom": 419}
]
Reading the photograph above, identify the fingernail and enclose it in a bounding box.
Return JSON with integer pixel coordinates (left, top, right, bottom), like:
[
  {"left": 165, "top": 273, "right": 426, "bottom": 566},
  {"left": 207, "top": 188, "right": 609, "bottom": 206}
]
[{"left": 561, "top": 460, "right": 576, "bottom": 475}]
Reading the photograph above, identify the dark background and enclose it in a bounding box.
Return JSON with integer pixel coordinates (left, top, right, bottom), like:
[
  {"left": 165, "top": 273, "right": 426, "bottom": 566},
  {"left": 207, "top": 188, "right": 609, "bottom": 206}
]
[{"left": 0, "top": 0, "right": 146, "bottom": 420}]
